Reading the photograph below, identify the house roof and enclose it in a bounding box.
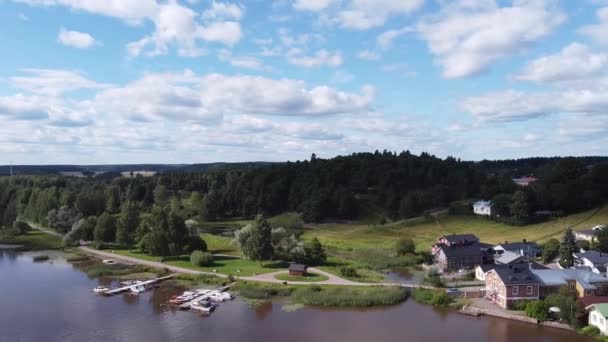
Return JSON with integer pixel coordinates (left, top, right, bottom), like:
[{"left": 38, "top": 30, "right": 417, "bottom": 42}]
[
  {"left": 576, "top": 229, "right": 599, "bottom": 237},
  {"left": 574, "top": 250, "right": 608, "bottom": 266},
  {"left": 477, "top": 264, "right": 497, "bottom": 272},
  {"left": 495, "top": 251, "right": 524, "bottom": 265},
  {"left": 492, "top": 265, "right": 538, "bottom": 285},
  {"left": 496, "top": 241, "right": 540, "bottom": 252},
  {"left": 289, "top": 263, "right": 307, "bottom": 272},
  {"left": 441, "top": 234, "right": 480, "bottom": 244},
  {"left": 473, "top": 200, "right": 492, "bottom": 207},
  {"left": 588, "top": 304, "right": 608, "bottom": 317},
  {"left": 439, "top": 242, "right": 492, "bottom": 257},
  {"left": 530, "top": 268, "right": 608, "bottom": 290},
  {"left": 579, "top": 296, "right": 608, "bottom": 307}
]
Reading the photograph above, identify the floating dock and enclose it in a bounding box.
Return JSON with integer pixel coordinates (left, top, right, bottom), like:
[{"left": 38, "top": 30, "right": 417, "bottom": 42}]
[
  {"left": 177, "top": 284, "right": 234, "bottom": 310},
  {"left": 102, "top": 275, "right": 175, "bottom": 296}
]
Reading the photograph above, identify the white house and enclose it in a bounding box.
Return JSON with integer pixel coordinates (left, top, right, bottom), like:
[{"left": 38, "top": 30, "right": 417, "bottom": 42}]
[
  {"left": 575, "top": 225, "right": 607, "bottom": 242},
  {"left": 573, "top": 250, "right": 608, "bottom": 275},
  {"left": 588, "top": 304, "right": 608, "bottom": 335},
  {"left": 475, "top": 264, "right": 495, "bottom": 281},
  {"left": 473, "top": 200, "right": 493, "bottom": 216}
]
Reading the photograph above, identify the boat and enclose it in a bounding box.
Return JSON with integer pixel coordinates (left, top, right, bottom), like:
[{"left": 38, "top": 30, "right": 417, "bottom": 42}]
[
  {"left": 120, "top": 280, "right": 142, "bottom": 286},
  {"left": 130, "top": 285, "right": 147, "bottom": 295},
  {"left": 169, "top": 291, "right": 198, "bottom": 304},
  {"left": 190, "top": 299, "right": 216, "bottom": 313},
  {"left": 209, "top": 292, "right": 234, "bottom": 302},
  {"left": 93, "top": 286, "right": 109, "bottom": 294},
  {"left": 102, "top": 259, "right": 117, "bottom": 265}
]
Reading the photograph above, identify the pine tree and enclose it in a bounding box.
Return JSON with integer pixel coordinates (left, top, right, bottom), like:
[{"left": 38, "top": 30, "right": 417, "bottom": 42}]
[
  {"left": 116, "top": 201, "right": 140, "bottom": 248},
  {"left": 559, "top": 228, "right": 576, "bottom": 268}
]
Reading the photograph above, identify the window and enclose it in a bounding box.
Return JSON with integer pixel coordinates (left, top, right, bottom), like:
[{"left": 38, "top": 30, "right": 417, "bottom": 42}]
[
  {"left": 527, "top": 286, "right": 533, "bottom": 295},
  {"left": 592, "top": 314, "right": 597, "bottom": 324},
  {"left": 512, "top": 286, "right": 519, "bottom": 296}
]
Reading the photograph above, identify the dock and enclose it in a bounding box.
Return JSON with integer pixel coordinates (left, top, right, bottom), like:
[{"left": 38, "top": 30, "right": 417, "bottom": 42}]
[
  {"left": 103, "top": 275, "right": 175, "bottom": 296},
  {"left": 178, "top": 284, "right": 234, "bottom": 310}
]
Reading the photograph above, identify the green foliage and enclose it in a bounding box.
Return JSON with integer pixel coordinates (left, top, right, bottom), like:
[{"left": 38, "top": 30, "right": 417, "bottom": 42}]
[
  {"left": 545, "top": 289, "right": 577, "bottom": 324},
  {"left": 234, "top": 283, "right": 294, "bottom": 300},
  {"left": 190, "top": 250, "right": 214, "bottom": 266},
  {"left": 431, "top": 291, "right": 452, "bottom": 306},
  {"left": 411, "top": 288, "right": 451, "bottom": 307},
  {"left": 12, "top": 219, "right": 31, "bottom": 235},
  {"left": 115, "top": 201, "right": 139, "bottom": 247},
  {"left": 339, "top": 266, "right": 358, "bottom": 277},
  {"left": 579, "top": 325, "right": 601, "bottom": 337},
  {"left": 185, "top": 235, "right": 207, "bottom": 253},
  {"left": 307, "top": 237, "right": 327, "bottom": 266},
  {"left": 395, "top": 237, "right": 416, "bottom": 255},
  {"left": 94, "top": 212, "right": 116, "bottom": 243},
  {"left": 352, "top": 248, "right": 420, "bottom": 269},
  {"left": 559, "top": 228, "right": 576, "bottom": 268},
  {"left": 510, "top": 190, "right": 531, "bottom": 221},
  {"left": 524, "top": 300, "right": 549, "bottom": 321},
  {"left": 46, "top": 205, "right": 81, "bottom": 233},
  {"left": 293, "top": 286, "right": 408, "bottom": 307},
  {"left": 597, "top": 228, "right": 608, "bottom": 253},
  {"left": 233, "top": 215, "right": 274, "bottom": 262},
  {"left": 542, "top": 238, "right": 560, "bottom": 263},
  {"left": 423, "top": 268, "right": 444, "bottom": 287}
]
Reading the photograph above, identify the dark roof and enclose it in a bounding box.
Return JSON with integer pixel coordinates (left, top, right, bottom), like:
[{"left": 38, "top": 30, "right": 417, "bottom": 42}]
[
  {"left": 441, "top": 234, "right": 479, "bottom": 244},
  {"left": 576, "top": 229, "right": 599, "bottom": 237},
  {"left": 440, "top": 243, "right": 490, "bottom": 257},
  {"left": 478, "top": 264, "right": 496, "bottom": 272},
  {"left": 574, "top": 250, "right": 608, "bottom": 266},
  {"left": 498, "top": 241, "right": 540, "bottom": 251},
  {"left": 493, "top": 265, "right": 538, "bottom": 285},
  {"left": 289, "top": 264, "right": 307, "bottom": 272}
]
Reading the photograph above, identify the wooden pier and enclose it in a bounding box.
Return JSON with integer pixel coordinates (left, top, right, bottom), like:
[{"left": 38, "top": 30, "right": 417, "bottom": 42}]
[{"left": 103, "top": 275, "right": 175, "bottom": 296}]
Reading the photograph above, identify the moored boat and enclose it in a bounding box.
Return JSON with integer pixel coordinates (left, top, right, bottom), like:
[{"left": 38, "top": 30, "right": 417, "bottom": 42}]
[
  {"left": 190, "top": 299, "right": 216, "bottom": 313},
  {"left": 169, "top": 291, "right": 198, "bottom": 304},
  {"left": 93, "top": 286, "right": 109, "bottom": 294}
]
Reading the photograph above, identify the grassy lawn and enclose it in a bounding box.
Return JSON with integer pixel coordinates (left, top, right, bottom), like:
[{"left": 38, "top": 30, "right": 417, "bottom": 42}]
[
  {"left": 201, "top": 233, "right": 240, "bottom": 255},
  {"left": 111, "top": 249, "right": 286, "bottom": 276},
  {"left": 0, "top": 230, "right": 63, "bottom": 250},
  {"left": 301, "top": 205, "right": 608, "bottom": 253},
  {"left": 275, "top": 272, "right": 330, "bottom": 282}
]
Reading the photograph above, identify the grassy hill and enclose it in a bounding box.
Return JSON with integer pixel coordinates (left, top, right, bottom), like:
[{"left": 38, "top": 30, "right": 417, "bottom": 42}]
[{"left": 300, "top": 205, "right": 608, "bottom": 252}]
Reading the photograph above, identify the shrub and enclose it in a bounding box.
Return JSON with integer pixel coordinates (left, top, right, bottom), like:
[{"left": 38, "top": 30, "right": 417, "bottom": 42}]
[
  {"left": 236, "top": 283, "right": 294, "bottom": 299},
  {"left": 185, "top": 236, "right": 207, "bottom": 253},
  {"left": 339, "top": 266, "right": 358, "bottom": 278},
  {"left": 431, "top": 291, "right": 452, "bottom": 306},
  {"left": 524, "top": 300, "right": 549, "bottom": 321},
  {"left": 12, "top": 220, "right": 31, "bottom": 235},
  {"left": 190, "top": 250, "right": 214, "bottom": 267},
  {"left": 423, "top": 268, "right": 444, "bottom": 288},
  {"left": 293, "top": 286, "right": 408, "bottom": 307},
  {"left": 395, "top": 238, "right": 416, "bottom": 255},
  {"left": 580, "top": 325, "right": 600, "bottom": 337}
]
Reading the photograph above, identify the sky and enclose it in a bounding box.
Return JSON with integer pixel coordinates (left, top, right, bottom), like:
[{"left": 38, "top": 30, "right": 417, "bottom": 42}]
[{"left": 1, "top": 0, "right": 608, "bottom": 164}]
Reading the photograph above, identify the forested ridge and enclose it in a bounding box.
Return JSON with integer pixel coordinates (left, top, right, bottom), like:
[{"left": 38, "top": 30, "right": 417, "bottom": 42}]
[{"left": 1, "top": 151, "right": 608, "bottom": 254}]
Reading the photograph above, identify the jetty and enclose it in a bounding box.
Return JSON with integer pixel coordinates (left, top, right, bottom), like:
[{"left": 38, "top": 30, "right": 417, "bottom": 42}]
[
  {"left": 178, "top": 284, "right": 234, "bottom": 310},
  {"left": 102, "top": 275, "right": 175, "bottom": 296}
]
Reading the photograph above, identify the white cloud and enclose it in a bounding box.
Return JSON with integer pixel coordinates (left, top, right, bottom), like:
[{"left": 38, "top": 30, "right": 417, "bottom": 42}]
[
  {"left": 202, "top": 1, "right": 244, "bottom": 20},
  {"left": 10, "top": 69, "right": 109, "bottom": 96},
  {"left": 514, "top": 43, "right": 608, "bottom": 83},
  {"left": 580, "top": 7, "right": 608, "bottom": 45},
  {"left": 197, "top": 21, "right": 242, "bottom": 46},
  {"left": 0, "top": 94, "right": 50, "bottom": 120},
  {"left": 357, "top": 50, "right": 381, "bottom": 61},
  {"left": 417, "top": 0, "right": 566, "bottom": 78},
  {"left": 377, "top": 26, "right": 412, "bottom": 50},
  {"left": 292, "top": 0, "right": 424, "bottom": 30},
  {"left": 286, "top": 48, "right": 343, "bottom": 67},
  {"left": 57, "top": 28, "right": 96, "bottom": 49},
  {"left": 218, "top": 49, "right": 268, "bottom": 70}
]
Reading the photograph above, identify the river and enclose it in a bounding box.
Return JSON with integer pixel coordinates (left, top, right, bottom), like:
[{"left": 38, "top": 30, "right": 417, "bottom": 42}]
[{"left": 0, "top": 250, "right": 591, "bottom": 342}]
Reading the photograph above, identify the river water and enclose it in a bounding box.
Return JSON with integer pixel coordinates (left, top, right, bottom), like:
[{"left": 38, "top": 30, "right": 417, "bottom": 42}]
[{"left": 0, "top": 250, "right": 590, "bottom": 342}]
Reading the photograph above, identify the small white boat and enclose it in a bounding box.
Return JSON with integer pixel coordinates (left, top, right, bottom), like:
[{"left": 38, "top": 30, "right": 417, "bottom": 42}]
[
  {"left": 169, "top": 291, "right": 198, "bottom": 304},
  {"left": 93, "top": 286, "right": 109, "bottom": 294},
  {"left": 120, "top": 280, "right": 142, "bottom": 286},
  {"left": 130, "top": 285, "right": 147, "bottom": 295},
  {"left": 209, "top": 292, "right": 234, "bottom": 302},
  {"left": 190, "top": 300, "right": 216, "bottom": 313},
  {"left": 102, "top": 259, "right": 117, "bottom": 265}
]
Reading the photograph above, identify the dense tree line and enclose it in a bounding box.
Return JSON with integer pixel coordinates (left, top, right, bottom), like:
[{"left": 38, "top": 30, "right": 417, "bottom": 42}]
[{"left": 1, "top": 152, "right": 608, "bottom": 239}]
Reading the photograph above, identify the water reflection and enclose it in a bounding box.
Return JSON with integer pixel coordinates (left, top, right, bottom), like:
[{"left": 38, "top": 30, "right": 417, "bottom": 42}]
[{"left": 0, "top": 252, "right": 591, "bottom": 342}]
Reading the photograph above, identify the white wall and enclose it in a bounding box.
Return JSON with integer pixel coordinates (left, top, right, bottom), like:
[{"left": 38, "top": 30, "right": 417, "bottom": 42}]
[
  {"left": 589, "top": 310, "right": 608, "bottom": 335},
  {"left": 475, "top": 267, "right": 486, "bottom": 281}
]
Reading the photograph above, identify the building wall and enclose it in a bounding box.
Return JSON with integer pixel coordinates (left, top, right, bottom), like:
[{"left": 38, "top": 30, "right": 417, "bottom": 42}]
[
  {"left": 475, "top": 267, "right": 486, "bottom": 281},
  {"left": 485, "top": 271, "right": 539, "bottom": 309},
  {"left": 589, "top": 310, "right": 608, "bottom": 335}
]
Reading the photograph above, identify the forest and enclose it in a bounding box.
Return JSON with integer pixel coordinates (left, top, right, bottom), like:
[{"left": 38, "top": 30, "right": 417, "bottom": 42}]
[{"left": 1, "top": 151, "right": 608, "bottom": 258}]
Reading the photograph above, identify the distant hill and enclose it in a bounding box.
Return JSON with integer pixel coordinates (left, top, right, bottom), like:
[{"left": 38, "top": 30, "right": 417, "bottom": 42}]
[{"left": 0, "top": 162, "right": 277, "bottom": 176}]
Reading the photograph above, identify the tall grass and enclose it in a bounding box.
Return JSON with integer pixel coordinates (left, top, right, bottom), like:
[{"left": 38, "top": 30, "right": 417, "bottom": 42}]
[{"left": 293, "top": 286, "right": 409, "bottom": 307}]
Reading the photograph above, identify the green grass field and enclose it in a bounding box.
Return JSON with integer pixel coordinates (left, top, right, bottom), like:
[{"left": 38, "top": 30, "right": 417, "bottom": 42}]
[
  {"left": 301, "top": 205, "right": 608, "bottom": 253},
  {"left": 0, "top": 230, "right": 63, "bottom": 250},
  {"left": 112, "top": 249, "right": 287, "bottom": 276},
  {"left": 274, "top": 272, "right": 329, "bottom": 282}
]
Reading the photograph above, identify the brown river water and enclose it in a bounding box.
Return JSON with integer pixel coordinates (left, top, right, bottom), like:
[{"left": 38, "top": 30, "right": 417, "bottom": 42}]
[{"left": 0, "top": 250, "right": 591, "bottom": 342}]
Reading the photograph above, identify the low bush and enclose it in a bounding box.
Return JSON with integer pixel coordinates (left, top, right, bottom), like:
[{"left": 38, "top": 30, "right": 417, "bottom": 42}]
[
  {"left": 423, "top": 268, "right": 444, "bottom": 288},
  {"left": 235, "top": 283, "right": 294, "bottom": 300},
  {"left": 411, "top": 288, "right": 452, "bottom": 307},
  {"left": 293, "top": 286, "right": 408, "bottom": 307},
  {"left": 339, "top": 266, "right": 358, "bottom": 277},
  {"left": 431, "top": 291, "right": 452, "bottom": 306},
  {"left": 190, "top": 250, "right": 214, "bottom": 267},
  {"left": 579, "top": 325, "right": 600, "bottom": 337},
  {"left": 524, "top": 300, "right": 549, "bottom": 321}
]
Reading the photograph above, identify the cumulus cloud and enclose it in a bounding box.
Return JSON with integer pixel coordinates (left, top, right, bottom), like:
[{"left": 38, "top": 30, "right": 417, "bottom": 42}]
[
  {"left": 10, "top": 69, "right": 109, "bottom": 96},
  {"left": 0, "top": 94, "right": 50, "bottom": 120},
  {"left": 286, "top": 48, "right": 343, "bottom": 67},
  {"left": 377, "top": 26, "right": 412, "bottom": 50},
  {"left": 292, "top": 0, "right": 424, "bottom": 30},
  {"left": 580, "top": 7, "right": 608, "bottom": 46},
  {"left": 357, "top": 50, "right": 381, "bottom": 61},
  {"left": 514, "top": 43, "right": 608, "bottom": 84},
  {"left": 417, "top": 0, "right": 566, "bottom": 78},
  {"left": 15, "top": 0, "right": 244, "bottom": 57},
  {"left": 57, "top": 28, "right": 96, "bottom": 48}
]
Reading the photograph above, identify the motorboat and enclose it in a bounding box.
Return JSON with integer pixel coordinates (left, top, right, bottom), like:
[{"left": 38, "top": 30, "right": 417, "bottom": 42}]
[
  {"left": 169, "top": 291, "right": 198, "bottom": 304},
  {"left": 190, "top": 299, "right": 216, "bottom": 313},
  {"left": 130, "top": 285, "right": 147, "bottom": 295},
  {"left": 93, "top": 286, "right": 109, "bottom": 294},
  {"left": 102, "top": 259, "right": 117, "bottom": 265},
  {"left": 209, "top": 292, "right": 234, "bottom": 302},
  {"left": 120, "top": 280, "right": 142, "bottom": 286}
]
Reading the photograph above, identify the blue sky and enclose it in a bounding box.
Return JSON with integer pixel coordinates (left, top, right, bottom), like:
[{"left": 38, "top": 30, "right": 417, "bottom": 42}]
[{"left": 0, "top": 0, "right": 608, "bottom": 164}]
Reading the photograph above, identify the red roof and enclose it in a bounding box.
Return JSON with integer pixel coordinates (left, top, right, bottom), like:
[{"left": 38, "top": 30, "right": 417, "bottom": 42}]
[{"left": 578, "top": 296, "right": 608, "bottom": 307}]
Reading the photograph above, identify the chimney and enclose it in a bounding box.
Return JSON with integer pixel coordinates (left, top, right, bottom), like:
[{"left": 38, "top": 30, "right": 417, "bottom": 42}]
[{"left": 523, "top": 239, "right": 527, "bottom": 244}]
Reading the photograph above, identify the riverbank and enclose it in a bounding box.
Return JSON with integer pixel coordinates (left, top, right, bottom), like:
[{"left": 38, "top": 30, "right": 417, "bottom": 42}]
[{"left": 0, "top": 230, "right": 63, "bottom": 251}]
